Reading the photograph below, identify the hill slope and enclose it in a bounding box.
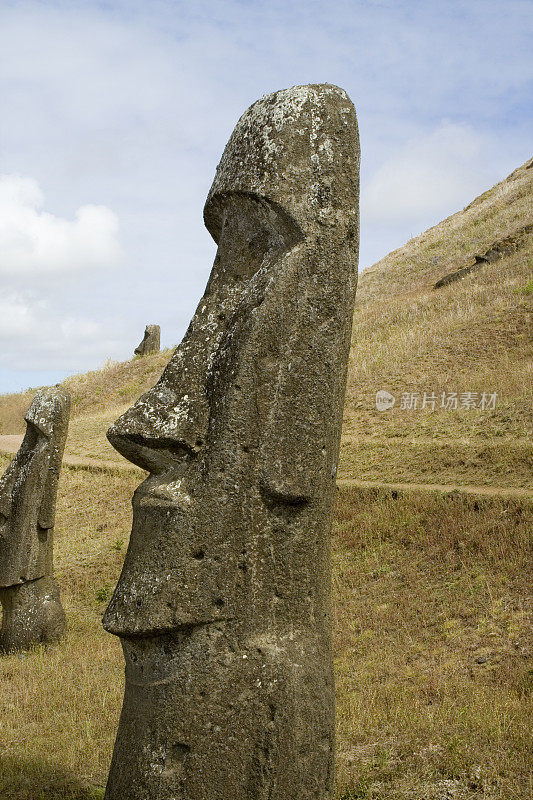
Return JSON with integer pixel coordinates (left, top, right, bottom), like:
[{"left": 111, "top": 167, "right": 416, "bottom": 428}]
[
  {"left": 0, "top": 158, "right": 532, "bottom": 485},
  {"left": 340, "top": 157, "right": 532, "bottom": 489},
  {"left": 0, "top": 161, "right": 531, "bottom": 800}
]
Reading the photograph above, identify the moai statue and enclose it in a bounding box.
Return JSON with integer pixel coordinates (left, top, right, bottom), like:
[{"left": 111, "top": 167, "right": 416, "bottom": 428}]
[
  {"left": 0, "top": 387, "right": 70, "bottom": 653},
  {"left": 103, "top": 83, "right": 360, "bottom": 800},
  {"left": 134, "top": 324, "right": 161, "bottom": 356}
]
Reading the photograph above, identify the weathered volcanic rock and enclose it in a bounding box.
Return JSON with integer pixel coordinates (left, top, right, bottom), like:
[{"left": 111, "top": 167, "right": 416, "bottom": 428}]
[
  {"left": 134, "top": 324, "right": 161, "bottom": 356},
  {"left": 0, "top": 387, "right": 70, "bottom": 652},
  {"left": 103, "top": 83, "right": 360, "bottom": 800}
]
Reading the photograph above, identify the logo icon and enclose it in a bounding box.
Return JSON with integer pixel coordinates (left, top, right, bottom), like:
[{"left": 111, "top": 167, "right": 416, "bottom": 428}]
[{"left": 376, "top": 390, "right": 395, "bottom": 411}]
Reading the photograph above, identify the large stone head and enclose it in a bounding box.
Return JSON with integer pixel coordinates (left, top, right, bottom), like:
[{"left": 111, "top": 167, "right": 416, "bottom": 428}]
[
  {"left": 0, "top": 386, "right": 70, "bottom": 588},
  {"left": 102, "top": 84, "right": 360, "bottom": 800},
  {"left": 103, "top": 83, "right": 359, "bottom": 637}
]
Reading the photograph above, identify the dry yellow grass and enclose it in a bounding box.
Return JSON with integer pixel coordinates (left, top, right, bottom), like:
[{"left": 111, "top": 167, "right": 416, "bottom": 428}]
[
  {"left": 0, "top": 455, "right": 531, "bottom": 799},
  {"left": 333, "top": 487, "right": 532, "bottom": 800},
  {"left": 346, "top": 229, "right": 532, "bottom": 442},
  {"left": 0, "top": 160, "right": 531, "bottom": 798},
  {"left": 0, "top": 617, "right": 121, "bottom": 800},
  {"left": 0, "top": 390, "right": 37, "bottom": 437},
  {"left": 338, "top": 439, "right": 533, "bottom": 488},
  {"left": 0, "top": 453, "right": 141, "bottom": 800},
  {"left": 342, "top": 159, "right": 532, "bottom": 491},
  {"left": 64, "top": 407, "right": 130, "bottom": 464}
]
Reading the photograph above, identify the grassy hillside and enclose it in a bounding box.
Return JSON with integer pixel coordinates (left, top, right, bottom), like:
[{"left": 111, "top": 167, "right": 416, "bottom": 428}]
[
  {"left": 1, "top": 160, "right": 531, "bottom": 489},
  {"left": 0, "top": 161, "right": 531, "bottom": 799},
  {"left": 0, "top": 351, "right": 174, "bottom": 463},
  {"left": 357, "top": 158, "right": 532, "bottom": 300},
  {"left": 334, "top": 488, "right": 532, "bottom": 800},
  {"left": 0, "top": 453, "right": 530, "bottom": 800},
  {"left": 0, "top": 350, "right": 173, "bottom": 437},
  {"left": 341, "top": 157, "right": 532, "bottom": 490}
]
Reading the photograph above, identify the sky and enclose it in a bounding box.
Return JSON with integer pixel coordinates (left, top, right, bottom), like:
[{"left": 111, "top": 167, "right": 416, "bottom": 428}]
[{"left": 0, "top": 0, "right": 531, "bottom": 393}]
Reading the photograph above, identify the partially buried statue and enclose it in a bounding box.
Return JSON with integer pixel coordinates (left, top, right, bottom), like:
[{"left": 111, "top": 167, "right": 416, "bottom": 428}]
[
  {"left": 103, "top": 83, "right": 360, "bottom": 800},
  {"left": 0, "top": 387, "right": 70, "bottom": 653},
  {"left": 135, "top": 324, "right": 161, "bottom": 356}
]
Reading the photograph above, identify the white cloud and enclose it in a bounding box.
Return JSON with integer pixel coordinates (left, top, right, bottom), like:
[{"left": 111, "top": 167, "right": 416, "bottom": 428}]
[
  {"left": 0, "top": 292, "right": 38, "bottom": 337},
  {"left": 0, "top": 1, "right": 530, "bottom": 390},
  {"left": 0, "top": 175, "right": 122, "bottom": 277},
  {"left": 361, "top": 121, "right": 491, "bottom": 226},
  {"left": 0, "top": 290, "right": 124, "bottom": 372}
]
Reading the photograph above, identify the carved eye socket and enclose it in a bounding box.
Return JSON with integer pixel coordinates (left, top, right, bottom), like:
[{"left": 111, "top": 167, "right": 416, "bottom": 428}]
[
  {"left": 246, "top": 228, "right": 276, "bottom": 261},
  {"left": 23, "top": 422, "right": 40, "bottom": 450},
  {"left": 211, "top": 194, "right": 303, "bottom": 284},
  {"left": 218, "top": 212, "right": 283, "bottom": 282}
]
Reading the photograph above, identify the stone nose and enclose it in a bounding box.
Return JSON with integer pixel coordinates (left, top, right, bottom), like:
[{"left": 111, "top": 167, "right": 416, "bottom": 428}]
[{"left": 107, "top": 382, "right": 209, "bottom": 474}]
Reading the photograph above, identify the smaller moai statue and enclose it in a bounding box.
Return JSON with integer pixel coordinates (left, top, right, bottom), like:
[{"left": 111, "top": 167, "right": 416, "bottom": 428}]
[
  {"left": 0, "top": 386, "right": 70, "bottom": 653},
  {"left": 134, "top": 324, "right": 160, "bottom": 356}
]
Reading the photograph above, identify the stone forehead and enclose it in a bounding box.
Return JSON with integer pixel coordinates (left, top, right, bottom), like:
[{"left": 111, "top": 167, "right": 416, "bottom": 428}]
[
  {"left": 25, "top": 386, "right": 70, "bottom": 438},
  {"left": 204, "top": 83, "right": 359, "bottom": 241}
]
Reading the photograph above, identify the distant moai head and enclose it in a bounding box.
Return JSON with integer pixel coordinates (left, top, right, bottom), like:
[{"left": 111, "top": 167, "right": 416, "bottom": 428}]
[
  {"left": 134, "top": 324, "right": 160, "bottom": 356},
  {"left": 0, "top": 386, "right": 70, "bottom": 588},
  {"left": 103, "top": 84, "right": 359, "bottom": 800}
]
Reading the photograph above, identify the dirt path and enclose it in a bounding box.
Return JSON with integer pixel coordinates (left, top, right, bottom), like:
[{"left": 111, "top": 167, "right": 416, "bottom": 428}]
[
  {"left": 0, "top": 434, "right": 24, "bottom": 451},
  {"left": 337, "top": 478, "right": 533, "bottom": 499},
  {"left": 0, "top": 434, "right": 138, "bottom": 473},
  {"left": 1, "top": 433, "right": 531, "bottom": 497},
  {"left": 340, "top": 434, "right": 532, "bottom": 445}
]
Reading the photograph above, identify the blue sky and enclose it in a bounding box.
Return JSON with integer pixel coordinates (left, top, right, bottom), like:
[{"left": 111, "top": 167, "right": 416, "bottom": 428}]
[{"left": 0, "top": 0, "right": 531, "bottom": 393}]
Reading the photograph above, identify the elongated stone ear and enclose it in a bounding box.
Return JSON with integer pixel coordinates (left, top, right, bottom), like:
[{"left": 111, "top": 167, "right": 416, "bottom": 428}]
[
  {"left": 259, "top": 308, "right": 333, "bottom": 507},
  {"left": 258, "top": 231, "right": 357, "bottom": 507}
]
